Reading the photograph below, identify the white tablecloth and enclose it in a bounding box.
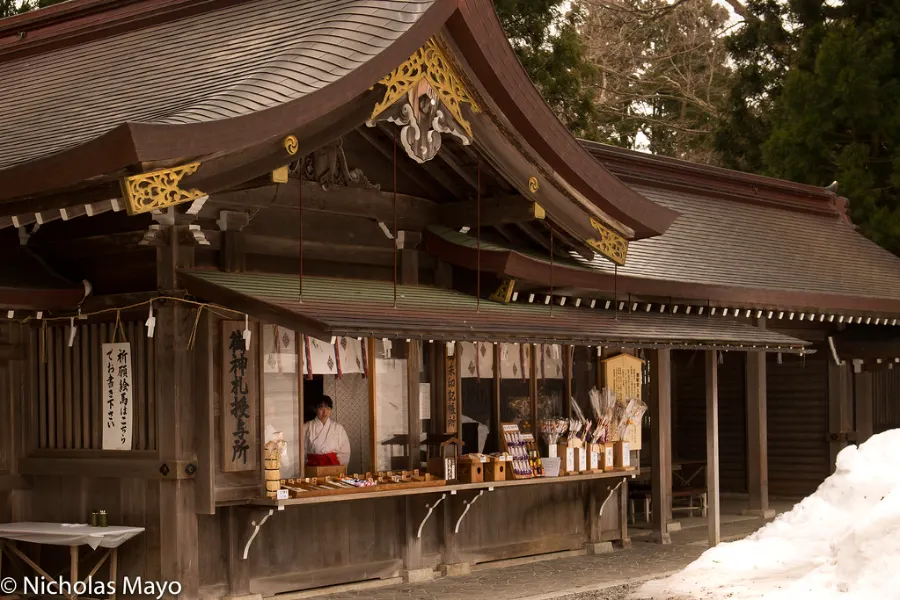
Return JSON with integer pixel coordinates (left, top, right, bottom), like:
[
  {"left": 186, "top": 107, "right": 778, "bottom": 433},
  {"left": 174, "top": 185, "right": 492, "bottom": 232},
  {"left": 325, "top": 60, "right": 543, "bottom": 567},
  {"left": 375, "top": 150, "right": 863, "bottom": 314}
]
[{"left": 0, "top": 522, "right": 145, "bottom": 550}]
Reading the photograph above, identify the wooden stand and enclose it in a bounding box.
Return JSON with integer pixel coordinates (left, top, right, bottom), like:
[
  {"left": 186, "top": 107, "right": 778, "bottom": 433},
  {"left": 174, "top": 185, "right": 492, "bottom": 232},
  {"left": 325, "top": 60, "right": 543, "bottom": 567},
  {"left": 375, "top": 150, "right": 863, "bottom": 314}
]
[{"left": 500, "top": 423, "right": 534, "bottom": 479}]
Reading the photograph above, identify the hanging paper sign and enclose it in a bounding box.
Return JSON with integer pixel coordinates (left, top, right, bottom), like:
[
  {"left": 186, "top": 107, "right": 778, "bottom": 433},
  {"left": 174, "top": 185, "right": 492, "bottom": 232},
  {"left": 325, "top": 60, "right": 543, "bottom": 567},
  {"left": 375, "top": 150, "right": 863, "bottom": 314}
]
[
  {"left": 303, "top": 336, "right": 363, "bottom": 375},
  {"left": 101, "top": 342, "right": 133, "bottom": 450},
  {"left": 223, "top": 321, "right": 258, "bottom": 472}
]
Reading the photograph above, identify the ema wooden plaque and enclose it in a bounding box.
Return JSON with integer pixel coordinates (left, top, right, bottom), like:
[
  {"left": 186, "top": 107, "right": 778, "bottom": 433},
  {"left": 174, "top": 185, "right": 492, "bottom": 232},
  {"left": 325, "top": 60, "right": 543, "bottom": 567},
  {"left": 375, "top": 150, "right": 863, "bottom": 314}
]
[{"left": 602, "top": 352, "right": 644, "bottom": 450}]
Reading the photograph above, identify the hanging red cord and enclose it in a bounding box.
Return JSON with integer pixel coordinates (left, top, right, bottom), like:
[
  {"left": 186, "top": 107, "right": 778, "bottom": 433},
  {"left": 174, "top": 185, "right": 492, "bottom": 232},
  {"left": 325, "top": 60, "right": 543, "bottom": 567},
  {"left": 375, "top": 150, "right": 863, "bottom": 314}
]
[
  {"left": 299, "top": 159, "right": 303, "bottom": 301},
  {"left": 393, "top": 128, "right": 398, "bottom": 309},
  {"left": 477, "top": 160, "right": 481, "bottom": 312}
]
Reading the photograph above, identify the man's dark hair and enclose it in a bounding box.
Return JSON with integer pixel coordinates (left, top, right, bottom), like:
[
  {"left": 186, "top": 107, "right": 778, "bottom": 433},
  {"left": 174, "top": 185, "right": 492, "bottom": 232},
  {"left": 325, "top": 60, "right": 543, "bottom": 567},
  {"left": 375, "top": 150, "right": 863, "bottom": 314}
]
[{"left": 315, "top": 396, "right": 334, "bottom": 410}]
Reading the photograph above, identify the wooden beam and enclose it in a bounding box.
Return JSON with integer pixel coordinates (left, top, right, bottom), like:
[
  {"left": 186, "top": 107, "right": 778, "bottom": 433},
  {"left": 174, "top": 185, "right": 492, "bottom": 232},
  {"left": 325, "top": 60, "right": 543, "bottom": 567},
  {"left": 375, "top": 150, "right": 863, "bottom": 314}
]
[
  {"left": 440, "top": 196, "right": 544, "bottom": 229},
  {"left": 650, "top": 348, "right": 672, "bottom": 544},
  {"left": 706, "top": 350, "right": 720, "bottom": 547},
  {"left": 372, "top": 123, "right": 469, "bottom": 199},
  {"left": 745, "top": 320, "right": 772, "bottom": 517},
  {"left": 354, "top": 127, "right": 452, "bottom": 198},
  {"left": 208, "top": 179, "right": 438, "bottom": 231}
]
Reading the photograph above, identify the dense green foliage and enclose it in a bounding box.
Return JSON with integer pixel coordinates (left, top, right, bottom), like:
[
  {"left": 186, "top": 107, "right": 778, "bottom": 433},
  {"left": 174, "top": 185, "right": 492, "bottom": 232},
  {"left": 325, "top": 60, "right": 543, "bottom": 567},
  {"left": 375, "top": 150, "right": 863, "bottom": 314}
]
[{"left": 719, "top": 1, "right": 900, "bottom": 254}]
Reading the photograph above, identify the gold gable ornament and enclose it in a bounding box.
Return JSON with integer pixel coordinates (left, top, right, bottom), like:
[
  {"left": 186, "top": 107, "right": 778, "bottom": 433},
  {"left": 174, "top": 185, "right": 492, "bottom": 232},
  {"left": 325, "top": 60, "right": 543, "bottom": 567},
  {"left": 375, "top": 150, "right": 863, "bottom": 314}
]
[
  {"left": 367, "top": 38, "right": 481, "bottom": 164},
  {"left": 489, "top": 279, "right": 516, "bottom": 303},
  {"left": 120, "top": 163, "right": 207, "bottom": 216},
  {"left": 586, "top": 216, "right": 629, "bottom": 266}
]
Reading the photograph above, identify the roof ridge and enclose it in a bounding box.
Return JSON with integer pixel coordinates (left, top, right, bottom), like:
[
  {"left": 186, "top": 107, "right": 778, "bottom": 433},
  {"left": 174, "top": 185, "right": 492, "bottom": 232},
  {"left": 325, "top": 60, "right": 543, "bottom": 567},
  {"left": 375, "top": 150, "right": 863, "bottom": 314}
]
[{"left": 579, "top": 139, "right": 850, "bottom": 220}]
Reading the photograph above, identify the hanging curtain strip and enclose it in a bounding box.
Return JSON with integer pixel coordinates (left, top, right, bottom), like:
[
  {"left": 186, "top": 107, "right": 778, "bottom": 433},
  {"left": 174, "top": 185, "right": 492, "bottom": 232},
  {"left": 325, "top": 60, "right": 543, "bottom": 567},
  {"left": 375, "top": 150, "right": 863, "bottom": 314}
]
[
  {"left": 361, "top": 339, "right": 368, "bottom": 379},
  {"left": 299, "top": 160, "right": 303, "bottom": 301},
  {"left": 274, "top": 325, "right": 282, "bottom": 373},
  {"left": 475, "top": 341, "right": 481, "bottom": 381},
  {"left": 614, "top": 264, "right": 618, "bottom": 320},
  {"left": 393, "top": 129, "right": 398, "bottom": 309},
  {"left": 304, "top": 335, "right": 313, "bottom": 380},
  {"left": 477, "top": 160, "right": 481, "bottom": 312},
  {"left": 549, "top": 228, "right": 554, "bottom": 316},
  {"left": 520, "top": 343, "right": 526, "bottom": 383},
  {"left": 333, "top": 337, "right": 343, "bottom": 380}
]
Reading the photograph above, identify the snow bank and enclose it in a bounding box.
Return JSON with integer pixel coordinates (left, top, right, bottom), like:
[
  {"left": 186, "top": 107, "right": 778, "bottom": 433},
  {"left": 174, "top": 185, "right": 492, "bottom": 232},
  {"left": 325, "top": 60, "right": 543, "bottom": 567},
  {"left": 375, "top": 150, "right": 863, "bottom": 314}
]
[{"left": 633, "top": 429, "right": 900, "bottom": 600}]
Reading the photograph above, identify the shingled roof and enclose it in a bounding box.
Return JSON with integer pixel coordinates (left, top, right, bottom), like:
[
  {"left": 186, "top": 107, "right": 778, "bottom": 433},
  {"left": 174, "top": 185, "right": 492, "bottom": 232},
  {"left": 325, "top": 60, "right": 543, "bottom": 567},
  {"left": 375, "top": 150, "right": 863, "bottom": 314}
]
[
  {"left": 0, "top": 0, "right": 437, "bottom": 171},
  {"left": 0, "top": 0, "right": 677, "bottom": 244}
]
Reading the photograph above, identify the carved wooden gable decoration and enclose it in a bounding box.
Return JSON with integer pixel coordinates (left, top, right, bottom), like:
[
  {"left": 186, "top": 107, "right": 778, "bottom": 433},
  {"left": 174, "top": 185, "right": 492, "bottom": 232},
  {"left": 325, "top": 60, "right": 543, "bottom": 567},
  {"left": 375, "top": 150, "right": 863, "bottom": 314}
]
[{"left": 367, "top": 38, "right": 481, "bottom": 164}]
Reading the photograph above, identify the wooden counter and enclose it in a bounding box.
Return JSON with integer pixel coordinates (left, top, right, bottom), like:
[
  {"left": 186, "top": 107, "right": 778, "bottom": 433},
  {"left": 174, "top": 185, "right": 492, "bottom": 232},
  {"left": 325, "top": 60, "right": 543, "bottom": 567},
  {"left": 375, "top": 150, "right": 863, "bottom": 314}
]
[{"left": 250, "top": 469, "right": 638, "bottom": 508}]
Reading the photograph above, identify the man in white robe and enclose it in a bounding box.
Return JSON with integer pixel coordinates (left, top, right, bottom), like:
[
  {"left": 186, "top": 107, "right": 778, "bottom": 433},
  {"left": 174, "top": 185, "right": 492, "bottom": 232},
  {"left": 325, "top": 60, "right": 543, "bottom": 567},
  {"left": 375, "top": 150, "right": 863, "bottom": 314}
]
[{"left": 303, "top": 396, "right": 351, "bottom": 465}]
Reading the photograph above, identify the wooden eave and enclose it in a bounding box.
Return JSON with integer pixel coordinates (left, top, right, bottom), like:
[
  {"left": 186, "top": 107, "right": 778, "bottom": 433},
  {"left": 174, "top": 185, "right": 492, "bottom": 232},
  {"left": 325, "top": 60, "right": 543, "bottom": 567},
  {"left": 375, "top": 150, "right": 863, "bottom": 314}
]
[
  {"left": 581, "top": 140, "right": 847, "bottom": 219},
  {"left": 0, "top": 0, "right": 676, "bottom": 246},
  {"left": 422, "top": 227, "right": 900, "bottom": 318}
]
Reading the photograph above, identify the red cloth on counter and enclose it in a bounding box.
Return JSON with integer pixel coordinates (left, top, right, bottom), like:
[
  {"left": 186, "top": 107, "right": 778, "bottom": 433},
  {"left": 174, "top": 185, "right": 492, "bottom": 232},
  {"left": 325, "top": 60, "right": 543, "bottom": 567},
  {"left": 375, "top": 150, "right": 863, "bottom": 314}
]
[{"left": 306, "top": 452, "right": 340, "bottom": 466}]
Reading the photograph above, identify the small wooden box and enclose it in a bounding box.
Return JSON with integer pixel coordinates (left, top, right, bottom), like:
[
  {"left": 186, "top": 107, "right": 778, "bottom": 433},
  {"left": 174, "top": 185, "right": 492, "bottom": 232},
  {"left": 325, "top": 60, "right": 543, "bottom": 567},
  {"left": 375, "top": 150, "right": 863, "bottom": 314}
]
[
  {"left": 485, "top": 458, "right": 506, "bottom": 482},
  {"left": 557, "top": 444, "right": 575, "bottom": 475},
  {"left": 457, "top": 457, "right": 484, "bottom": 484},
  {"left": 601, "top": 444, "right": 615, "bottom": 471},
  {"left": 614, "top": 441, "right": 631, "bottom": 469},
  {"left": 306, "top": 465, "right": 346, "bottom": 478},
  {"left": 574, "top": 447, "right": 589, "bottom": 473},
  {"left": 428, "top": 456, "right": 457, "bottom": 481}
]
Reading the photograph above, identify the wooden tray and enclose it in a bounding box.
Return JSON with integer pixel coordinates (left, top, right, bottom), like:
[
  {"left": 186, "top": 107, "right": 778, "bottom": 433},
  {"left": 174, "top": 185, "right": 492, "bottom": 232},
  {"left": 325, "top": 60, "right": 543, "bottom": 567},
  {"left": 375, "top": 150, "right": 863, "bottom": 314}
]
[{"left": 281, "top": 477, "right": 446, "bottom": 499}]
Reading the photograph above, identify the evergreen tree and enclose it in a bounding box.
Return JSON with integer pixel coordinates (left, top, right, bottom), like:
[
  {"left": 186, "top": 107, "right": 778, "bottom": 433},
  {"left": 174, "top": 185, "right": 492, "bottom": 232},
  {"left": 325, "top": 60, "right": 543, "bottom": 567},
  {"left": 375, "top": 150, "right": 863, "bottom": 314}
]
[
  {"left": 494, "top": 0, "right": 603, "bottom": 140},
  {"left": 761, "top": 1, "right": 900, "bottom": 254}
]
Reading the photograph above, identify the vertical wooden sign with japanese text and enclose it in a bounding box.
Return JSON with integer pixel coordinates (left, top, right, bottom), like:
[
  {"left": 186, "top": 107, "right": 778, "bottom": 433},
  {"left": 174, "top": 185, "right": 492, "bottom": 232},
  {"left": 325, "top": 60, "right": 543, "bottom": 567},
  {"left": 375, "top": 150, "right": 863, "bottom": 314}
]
[
  {"left": 222, "top": 321, "right": 258, "bottom": 472},
  {"left": 602, "top": 352, "right": 644, "bottom": 450},
  {"left": 445, "top": 348, "right": 459, "bottom": 434},
  {"left": 101, "top": 342, "right": 133, "bottom": 450}
]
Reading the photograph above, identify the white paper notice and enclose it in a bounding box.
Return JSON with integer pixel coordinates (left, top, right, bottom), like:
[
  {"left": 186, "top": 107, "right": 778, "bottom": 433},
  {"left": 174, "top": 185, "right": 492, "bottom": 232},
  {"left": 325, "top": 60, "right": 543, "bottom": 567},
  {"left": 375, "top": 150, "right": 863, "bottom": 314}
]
[
  {"left": 101, "top": 342, "right": 133, "bottom": 451},
  {"left": 419, "top": 383, "right": 431, "bottom": 420}
]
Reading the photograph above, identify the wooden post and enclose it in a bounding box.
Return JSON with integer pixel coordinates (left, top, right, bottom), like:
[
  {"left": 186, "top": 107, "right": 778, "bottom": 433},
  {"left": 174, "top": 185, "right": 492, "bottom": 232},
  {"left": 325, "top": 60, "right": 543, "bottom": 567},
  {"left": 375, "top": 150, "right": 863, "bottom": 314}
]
[
  {"left": 194, "top": 310, "right": 215, "bottom": 515},
  {"left": 650, "top": 349, "right": 672, "bottom": 544},
  {"left": 368, "top": 338, "right": 377, "bottom": 472},
  {"left": 225, "top": 506, "right": 251, "bottom": 597},
  {"left": 492, "top": 344, "right": 501, "bottom": 453},
  {"left": 706, "top": 350, "right": 720, "bottom": 547},
  {"left": 156, "top": 214, "right": 200, "bottom": 594},
  {"left": 298, "top": 332, "right": 306, "bottom": 478},
  {"left": 407, "top": 341, "right": 421, "bottom": 469},
  {"left": 745, "top": 326, "right": 773, "bottom": 518},
  {"left": 828, "top": 360, "right": 854, "bottom": 472},
  {"left": 855, "top": 371, "right": 874, "bottom": 445}
]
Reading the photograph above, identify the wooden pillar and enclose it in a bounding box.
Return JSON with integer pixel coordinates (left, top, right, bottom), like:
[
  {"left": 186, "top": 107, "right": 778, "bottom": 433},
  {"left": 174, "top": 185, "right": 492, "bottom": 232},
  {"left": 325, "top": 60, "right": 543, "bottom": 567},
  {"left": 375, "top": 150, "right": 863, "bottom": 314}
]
[
  {"left": 745, "top": 335, "right": 773, "bottom": 517},
  {"left": 407, "top": 341, "right": 421, "bottom": 469},
  {"left": 650, "top": 349, "right": 672, "bottom": 544},
  {"left": 855, "top": 371, "right": 874, "bottom": 445},
  {"left": 155, "top": 211, "right": 200, "bottom": 595},
  {"left": 706, "top": 350, "right": 720, "bottom": 547},
  {"left": 216, "top": 210, "right": 250, "bottom": 273},
  {"left": 225, "top": 507, "right": 252, "bottom": 597},
  {"left": 828, "top": 360, "right": 854, "bottom": 471}
]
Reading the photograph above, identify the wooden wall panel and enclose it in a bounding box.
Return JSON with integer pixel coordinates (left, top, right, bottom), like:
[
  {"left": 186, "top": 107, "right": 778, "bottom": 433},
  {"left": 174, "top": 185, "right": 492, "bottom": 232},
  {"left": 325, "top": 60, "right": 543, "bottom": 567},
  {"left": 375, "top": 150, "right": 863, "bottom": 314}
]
[{"left": 31, "top": 320, "right": 156, "bottom": 451}]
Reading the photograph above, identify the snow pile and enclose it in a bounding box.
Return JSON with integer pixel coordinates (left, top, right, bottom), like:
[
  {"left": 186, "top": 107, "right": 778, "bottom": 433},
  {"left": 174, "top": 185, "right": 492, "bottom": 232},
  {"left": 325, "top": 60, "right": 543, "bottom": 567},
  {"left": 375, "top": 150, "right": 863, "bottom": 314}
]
[{"left": 633, "top": 429, "right": 900, "bottom": 600}]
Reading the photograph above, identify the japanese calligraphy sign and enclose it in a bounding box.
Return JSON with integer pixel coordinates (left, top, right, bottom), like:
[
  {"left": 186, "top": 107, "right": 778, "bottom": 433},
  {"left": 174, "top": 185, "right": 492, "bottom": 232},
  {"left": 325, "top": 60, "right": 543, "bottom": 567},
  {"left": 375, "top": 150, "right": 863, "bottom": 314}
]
[
  {"left": 101, "top": 342, "right": 133, "bottom": 450},
  {"left": 602, "top": 352, "right": 644, "bottom": 450},
  {"left": 222, "top": 321, "right": 258, "bottom": 472},
  {"left": 445, "top": 350, "right": 459, "bottom": 434}
]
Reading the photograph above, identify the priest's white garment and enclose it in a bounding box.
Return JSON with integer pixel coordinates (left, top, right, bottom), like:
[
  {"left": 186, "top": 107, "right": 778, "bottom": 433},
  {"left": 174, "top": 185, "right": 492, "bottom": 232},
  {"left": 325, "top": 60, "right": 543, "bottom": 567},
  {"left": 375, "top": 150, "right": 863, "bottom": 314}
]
[{"left": 303, "top": 418, "right": 351, "bottom": 465}]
